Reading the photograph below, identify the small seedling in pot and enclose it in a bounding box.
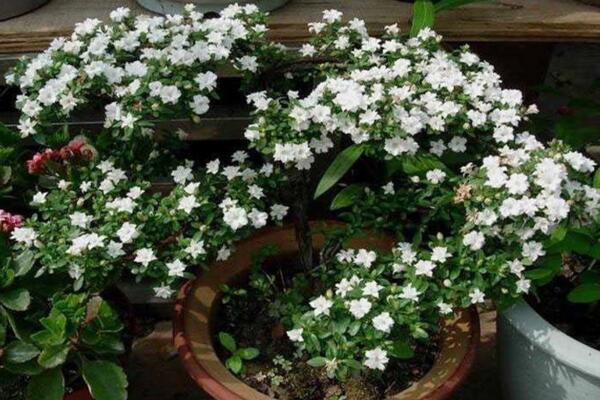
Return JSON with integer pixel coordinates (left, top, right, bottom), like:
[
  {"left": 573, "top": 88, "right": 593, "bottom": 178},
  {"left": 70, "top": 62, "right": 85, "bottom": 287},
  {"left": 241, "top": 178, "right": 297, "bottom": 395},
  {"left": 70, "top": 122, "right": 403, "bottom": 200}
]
[{"left": 218, "top": 332, "right": 259, "bottom": 375}]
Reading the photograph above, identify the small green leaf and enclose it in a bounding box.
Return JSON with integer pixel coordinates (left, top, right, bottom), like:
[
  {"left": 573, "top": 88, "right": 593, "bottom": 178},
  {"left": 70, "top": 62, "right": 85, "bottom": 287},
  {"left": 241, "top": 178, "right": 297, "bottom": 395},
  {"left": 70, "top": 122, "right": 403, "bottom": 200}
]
[
  {"left": 410, "top": 0, "right": 435, "bottom": 37},
  {"left": 13, "top": 250, "right": 35, "bottom": 277},
  {"left": 218, "top": 332, "right": 237, "bottom": 353},
  {"left": 38, "top": 345, "right": 69, "bottom": 369},
  {"left": 3, "top": 341, "right": 40, "bottom": 363},
  {"left": 594, "top": 168, "right": 600, "bottom": 189},
  {"left": 567, "top": 283, "right": 600, "bottom": 303},
  {"left": 239, "top": 347, "right": 259, "bottom": 360},
  {"left": 390, "top": 341, "right": 415, "bottom": 359},
  {"left": 225, "top": 355, "right": 242, "bottom": 374},
  {"left": 26, "top": 368, "right": 64, "bottom": 400},
  {"left": 330, "top": 184, "right": 364, "bottom": 210},
  {"left": 341, "top": 359, "right": 362, "bottom": 370},
  {"left": 82, "top": 360, "right": 128, "bottom": 400},
  {"left": 0, "top": 288, "right": 30, "bottom": 311},
  {"left": 307, "top": 357, "right": 327, "bottom": 367},
  {"left": 314, "top": 145, "right": 364, "bottom": 199}
]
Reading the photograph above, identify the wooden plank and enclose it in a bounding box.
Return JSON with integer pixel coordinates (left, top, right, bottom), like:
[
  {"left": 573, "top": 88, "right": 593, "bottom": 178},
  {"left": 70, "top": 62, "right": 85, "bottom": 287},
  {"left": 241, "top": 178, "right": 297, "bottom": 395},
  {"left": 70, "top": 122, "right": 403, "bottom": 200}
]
[{"left": 0, "top": 0, "right": 599, "bottom": 55}]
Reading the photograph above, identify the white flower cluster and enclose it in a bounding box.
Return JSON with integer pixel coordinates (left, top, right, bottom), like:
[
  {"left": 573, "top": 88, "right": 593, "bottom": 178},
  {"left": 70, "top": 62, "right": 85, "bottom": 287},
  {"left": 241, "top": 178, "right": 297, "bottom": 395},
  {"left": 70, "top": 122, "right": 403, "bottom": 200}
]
[
  {"left": 246, "top": 10, "right": 537, "bottom": 170},
  {"left": 285, "top": 241, "right": 491, "bottom": 375},
  {"left": 8, "top": 4, "right": 273, "bottom": 138},
  {"left": 11, "top": 154, "right": 287, "bottom": 298},
  {"left": 459, "top": 140, "right": 598, "bottom": 285}
]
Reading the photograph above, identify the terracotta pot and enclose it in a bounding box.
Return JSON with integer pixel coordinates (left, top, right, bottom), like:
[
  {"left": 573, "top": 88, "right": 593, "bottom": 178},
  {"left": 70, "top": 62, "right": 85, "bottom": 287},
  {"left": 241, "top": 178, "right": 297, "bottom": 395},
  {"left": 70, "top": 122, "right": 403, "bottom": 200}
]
[{"left": 173, "top": 222, "right": 480, "bottom": 400}]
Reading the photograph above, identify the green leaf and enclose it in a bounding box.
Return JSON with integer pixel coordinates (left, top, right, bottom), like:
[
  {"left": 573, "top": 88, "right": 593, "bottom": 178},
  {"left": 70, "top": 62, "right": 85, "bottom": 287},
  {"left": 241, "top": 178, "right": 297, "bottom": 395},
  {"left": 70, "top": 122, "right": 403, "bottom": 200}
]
[
  {"left": 13, "top": 251, "right": 35, "bottom": 277},
  {"left": 0, "top": 288, "right": 30, "bottom": 311},
  {"left": 341, "top": 359, "right": 362, "bottom": 370},
  {"left": 330, "top": 184, "right": 364, "bottom": 210},
  {"left": 314, "top": 145, "right": 364, "bottom": 199},
  {"left": 225, "top": 355, "right": 242, "bottom": 374},
  {"left": 3, "top": 341, "right": 40, "bottom": 363},
  {"left": 410, "top": 0, "right": 435, "bottom": 37},
  {"left": 401, "top": 153, "right": 447, "bottom": 175},
  {"left": 525, "top": 268, "right": 554, "bottom": 281},
  {"left": 567, "top": 283, "right": 600, "bottom": 303},
  {"left": 218, "top": 332, "right": 237, "bottom": 353},
  {"left": 38, "top": 345, "right": 69, "bottom": 369},
  {"left": 594, "top": 168, "right": 600, "bottom": 189},
  {"left": 434, "top": 0, "right": 486, "bottom": 13},
  {"left": 26, "top": 368, "right": 64, "bottom": 400},
  {"left": 239, "top": 347, "right": 259, "bottom": 360},
  {"left": 390, "top": 341, "right": 415, "bottom": 359},
  {"left": 306, "top": 357, "right": 327, "bottom": 367},
  {"left": 0, "top": 320, "right": 5, "bottom": 346},
  {"left": 82, "top": 360, "right": 128, "bottom": 400}
]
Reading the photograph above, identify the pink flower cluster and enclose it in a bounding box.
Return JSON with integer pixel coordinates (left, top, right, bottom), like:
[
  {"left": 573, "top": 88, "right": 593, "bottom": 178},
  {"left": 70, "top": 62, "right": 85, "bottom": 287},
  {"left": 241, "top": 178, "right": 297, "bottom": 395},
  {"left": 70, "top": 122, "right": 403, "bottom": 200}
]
[
  {"left": 0, "top": 210, "right": 23, "bottom": 233},
  {"left": 26, "top": 137, "right": 97, "bottom": 174}
]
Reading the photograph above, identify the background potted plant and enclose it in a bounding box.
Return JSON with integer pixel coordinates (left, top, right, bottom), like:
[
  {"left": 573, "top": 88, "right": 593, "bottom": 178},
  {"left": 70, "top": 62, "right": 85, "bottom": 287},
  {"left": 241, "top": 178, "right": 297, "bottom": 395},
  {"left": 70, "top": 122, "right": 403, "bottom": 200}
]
[{"left": 135, "top": 0, "right": 290, "bottom": 15}]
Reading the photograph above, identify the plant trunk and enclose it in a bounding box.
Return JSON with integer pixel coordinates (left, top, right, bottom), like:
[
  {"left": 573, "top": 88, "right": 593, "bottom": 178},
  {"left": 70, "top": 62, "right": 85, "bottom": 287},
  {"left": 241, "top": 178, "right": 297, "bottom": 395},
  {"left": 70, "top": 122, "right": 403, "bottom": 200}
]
[{"left": 291, "top": 170, "right": 313, "bottom": 270}]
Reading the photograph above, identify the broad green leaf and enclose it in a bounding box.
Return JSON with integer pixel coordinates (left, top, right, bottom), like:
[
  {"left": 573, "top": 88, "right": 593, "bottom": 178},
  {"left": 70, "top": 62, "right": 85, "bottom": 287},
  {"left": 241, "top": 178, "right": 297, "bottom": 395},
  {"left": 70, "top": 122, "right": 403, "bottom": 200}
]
[
  {"left": 330, "top": 184, "right": 364, "bottom": 210},
  {"left": 3, "top": 359, "right": 43, "bottom": 375},
  {"left": 410, "top": 0, "right": 435, "bottom": 37},
  {"left": 525, "top": 268, "right": 554, "bottom": 281},
  {"left": 580, "top": 270, "right": 600, "bottom": 285},
  {"left": 314, "top": 145, "right": 364, "bottom": 199},
  {"left": 390, "top": 341, "right": 415, "bottom": 359},
  {"left": 239, "top": 347, "right": 259, "bottom": 360},
  {"left": 435, "top": 0, "right": 487, "bottom": 12},
  {"left": 307, "top": 357, "right": 327, "bottom": 367},
  {"left": 401, "top": 153, "right": 447, "bottom": 175},
  {"left": 567, "top": 283, "right": 600, "bottom": 303},
  {"left": 3, "top": 341, "right": 39, "bottom": 363},
  {"left": 26, "top": 367, "right": 64, "bottom": 400},
  {"left": 341, "top": 359, "right": 362, "bottom": 370},
  {"left": 82, "top": 360, "right": 128, "bottom": 400},
  {"left": 14, "top": 250, "right": 35, "bottom": 277},
  {"left": 38, "top": 345, "right": 69, "bottom": 369},
  {"left": 225, "top": 355, "right": 242, "bottom": 374},
  {"left": 218, "top": 332, "right": 237, "bottom": 353},
  {"left": 0, "top": 288, "right": 30, "bottom": 311}
]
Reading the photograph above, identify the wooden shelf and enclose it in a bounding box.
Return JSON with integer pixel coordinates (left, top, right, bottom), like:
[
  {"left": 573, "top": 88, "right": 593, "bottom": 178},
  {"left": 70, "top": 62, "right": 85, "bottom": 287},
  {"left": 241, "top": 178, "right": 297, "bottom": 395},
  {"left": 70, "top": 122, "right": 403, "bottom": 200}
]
[{"left": 0, "top": 0, "right": 599, "bottom": 55}]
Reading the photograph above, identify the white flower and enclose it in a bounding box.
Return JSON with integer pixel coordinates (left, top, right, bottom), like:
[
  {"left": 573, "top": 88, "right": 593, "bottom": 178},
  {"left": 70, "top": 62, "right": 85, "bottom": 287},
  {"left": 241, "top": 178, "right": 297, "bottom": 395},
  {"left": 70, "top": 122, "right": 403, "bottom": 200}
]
[
  {"left": 159, "top": 85, "right": 181, "bottom": 104},
  {"left": 195, "top": 71, "right": 218, "bottom": 91},
  {"left": 382, "top": 182, "right": 394, "bottom": 195},
  {"left": 238, "top": 55, "right": 258, "bottom": 72},
  {"left": 507, "top": 259, "right": 525, "bottom": 276},
  {"left": 32, "top": 192, "right": 47, "bottom": 205},
  {"left": 248, "top": 209, "right": 268, "bottom": 228},
  {"left": 516, "top": 278, "right": 531, "bottom": 294},
  {"left": 248, "top": 184, "right": 264, "bottom": 199},
  {"left": 116, "top": 222, "right": 138, "bottom": 244},
  {"left": 414, "top": 260, "right": 436, "bottom": 277},
  {"left": 354, "top": 249, "right": 377, "bottom": 268},
  {"left": 287, "top": 328, "right": 304, "bottom": 342},
  {"left": 166, "top": 260, "right": 186, "bottom": 277},
  {"left": 70, "top": 212, "right": 93, "bottom": 228},
  {"left": 107, "top": 241, "right": 125, "bottom": 258},
  {"left": 68, "top": 264, "right": 83, "bottom": 280},
  {"left": 362, "top": 281, "right": 382, "bottom": 298},
  {"left": 223, "top": 206, "right": 248, "bottom": 231},
  {"left": 134, "top": 248, "right": 156, "bottom": 267},
  {"left": 11, "top": 227, "right": 37, "bottom": 247},
  {"left": 469, "top": 288, "right": 485, "bottom": 304},
  {"left": 463, "top": 231, "right": 485, "bottom": 251},
  {"left": 364, "top": 347, "right": 389, "bottom": 371},
  {"left": 335, "top": 278, "right": 355, "bottom": 298},
  {"left": 171, "top": 165, "right": 193, "bottom": 184},
  {"left": 154, "top": 285, "right": 174, "bottom": 299},
  {"left": 270, "top": 204, "right": 288, "bottom": 221},
  {"left": 322, "top": 9, "right": 343, "bottom": 23},
  {"left": 431, "top": 246, "right": 451, "bottom": 263},
  {"left": 185, "top": 240, "right": 205, "bottom": 258},
  {"left": 58, "top": 180, "right": 70, "bottom": 191},
  {"left": 384, "top": 137, "right": 418, "bottom": 156},
  {"left": 399, "top": 284, "right": 420, "bottom": 301},
  {"left": 426, "top": 169, "right": 446, "bottom": 184},
  {"left": 372, "top": 312, "right": 394, "bottom": 333},
  {"left": 217, "top": 246, "right": 231, "bottom": 261},
  {"left": 564, "top": 151, "right": 595, "bottom": 173},
  {"left": 178, "top": 195, "right": 199, "bottom": 214},
  {"left": 448, "top": 136, "right": 467, "bottom": 153},
  {"left": 437, "top": 302, "right": 453, "bottom": 315},
  {"left": 310, "top": 295, "right": 333, "bottom": 317},
  {"left": 300, "top": 44, "right": 316, "bottom": 57},
  {"left": 506, "top": 173, "right": 529, "bottom": 195},
  {"left": 349, "top": 298, "right": 372, "bottom": 319},
  {"left": 191, "top": 95, "right": 210, "bottom": 115},
  {"left": 522, "top": 241, "right": 545, "bottom": 262},
  {"left": 127, "top": 186, "right": 144, "bottom": 199}
]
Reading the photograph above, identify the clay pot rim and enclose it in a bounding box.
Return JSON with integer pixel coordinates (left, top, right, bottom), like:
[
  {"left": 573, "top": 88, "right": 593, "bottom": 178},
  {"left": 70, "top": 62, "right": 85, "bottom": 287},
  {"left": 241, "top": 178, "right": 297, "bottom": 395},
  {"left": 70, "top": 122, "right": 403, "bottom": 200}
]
[{"left": 173, "top": 222, "right": 480, "bottom": 400}]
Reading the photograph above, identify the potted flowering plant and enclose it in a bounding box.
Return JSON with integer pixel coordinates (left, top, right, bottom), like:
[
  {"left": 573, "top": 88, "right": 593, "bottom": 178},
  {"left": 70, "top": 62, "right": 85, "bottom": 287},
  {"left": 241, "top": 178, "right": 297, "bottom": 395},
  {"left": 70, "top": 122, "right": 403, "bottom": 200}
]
[{"left": 3, "top": 3, "right": 599, "bottom": 400}]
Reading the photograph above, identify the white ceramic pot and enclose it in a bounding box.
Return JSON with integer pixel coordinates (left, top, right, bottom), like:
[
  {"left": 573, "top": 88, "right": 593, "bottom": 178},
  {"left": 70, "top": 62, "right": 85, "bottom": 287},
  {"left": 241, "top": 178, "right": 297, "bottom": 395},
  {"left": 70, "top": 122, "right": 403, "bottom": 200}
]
[
  {"left": 0, "top": 0, "right": 49, "bottom": 20},
  {"left": 498, "top": 300, "right": 600, "bottom": 400},
  {"left": 136, "top": 0, "right": 290, "bottom": 15}
]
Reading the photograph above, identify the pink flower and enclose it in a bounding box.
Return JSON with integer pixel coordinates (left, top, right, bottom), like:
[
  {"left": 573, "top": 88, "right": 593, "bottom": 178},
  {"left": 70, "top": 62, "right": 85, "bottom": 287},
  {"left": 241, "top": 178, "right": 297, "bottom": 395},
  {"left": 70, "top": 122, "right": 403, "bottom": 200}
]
[{"left": 0, "top": 210, "right": 23, "bottom": 233}]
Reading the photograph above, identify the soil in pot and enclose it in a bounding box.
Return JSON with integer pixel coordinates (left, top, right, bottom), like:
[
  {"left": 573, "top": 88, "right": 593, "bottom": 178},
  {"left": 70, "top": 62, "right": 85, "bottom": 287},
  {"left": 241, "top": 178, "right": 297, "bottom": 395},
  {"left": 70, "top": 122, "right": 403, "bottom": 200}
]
[
  {"left": 528, "top": 275, "right": 600, "bottom": 350},
  {"left": 213, "top": 254, "right": 440, "bottom": 400}
]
